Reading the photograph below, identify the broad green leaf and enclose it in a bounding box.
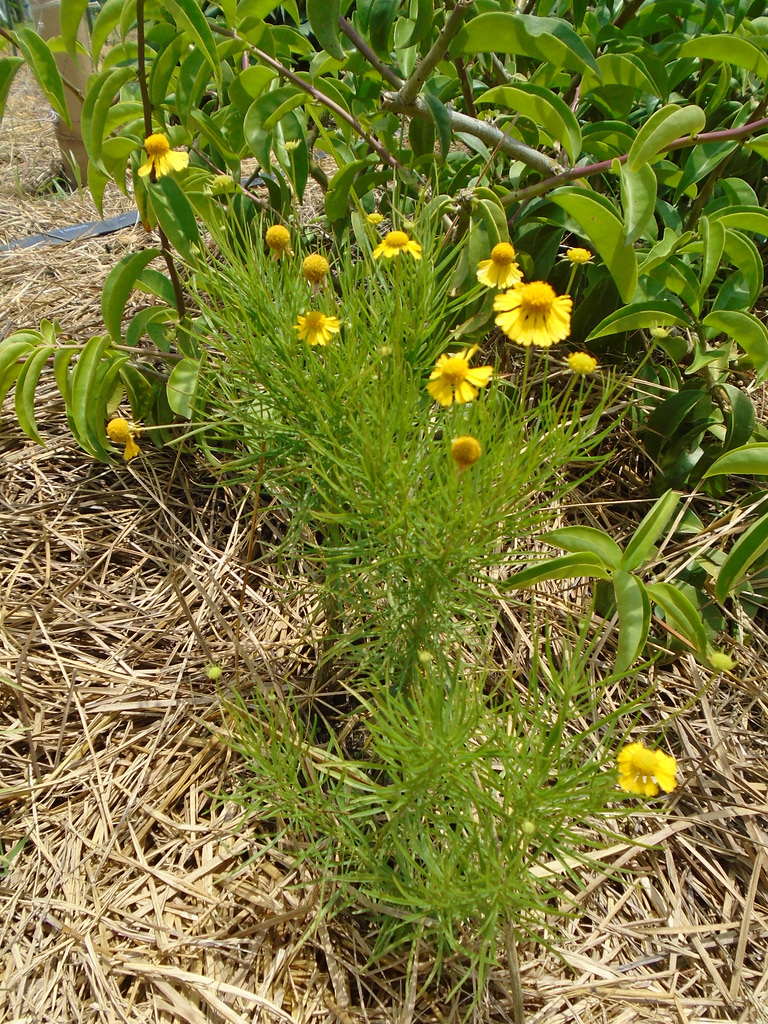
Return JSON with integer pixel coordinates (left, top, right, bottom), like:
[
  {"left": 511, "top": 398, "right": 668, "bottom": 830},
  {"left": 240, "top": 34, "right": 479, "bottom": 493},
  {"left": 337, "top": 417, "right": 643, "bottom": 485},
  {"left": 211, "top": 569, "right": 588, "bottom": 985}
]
[
  {"left": 620, "top": 161, "right": 657, "bottom": 245},
  {"left": 81, "top": 66, "right": 135, "bottom": 174},
  {"left": 542, "top": 526, "right": 622, "bottom": 571},
  {"left": 646, "top": 582, "right": 708, "bottom": 656},
  {"left": 699, "top": 216, "right": 724, "bottom": 298},
  {"left": 148, "top": 34, "right": 188, "bottom": 108},
  {"left": 702, "top": 444, "right": 768, "bottom": 480},
  {"left": 164, "top": 0, "right": 222, "bottom": 88},
  {"left": 481, "top": 84, "right": 581, "bottom": 164},
  {"left": 678, "top": 34, "right": 768, "bottom": 80},
  {"left": 581, "top": 53, "right": 658, "bottom": 97},
  {"left": 120, "top": 363, "right": 154, "bottom": 420},
  {"left": 125, "top": 306, "right": 176, "bottom": 349},
  {"left": 613, "top": 570, "right": 652, "bottom": 674},
  {"left": 0, "top": 57, "right": 24, "bottom": 121},
  {"left": 703, "top": 310, "right": 768, "bottom": 383},
  {"left": 90, "top": 0, "right": 124, "bottom": 63},
  {"left": 325, "top": 156, "right": 378, "bottom": 222},
  {"left": 167, "top": 357, "right": 201, "bottom": 418},
  {"left": 622, "top": 490, "right": 680, "bottom": 572},
  {"left": 452, "top": 12, "right": 598, "bottom": 75},
  {"left": 70, "top": 336, "right": 116, "bottom": 460},
  {"left": 59, "top": 0, "right": 89, "bottom": 57},
  {"left": 148, "top": 177, "right": 200, "bottom": 260},
  {"left": 722, "top": 228, "right": 762, "bottom": 308},
  {"left": 424, "top": 92, "right": 451, "bottom": 160},
  {"left": 14, "top": 27, "right": 70, "bottom": 127},
  {"left": 102, "top": 249, "right": 162, "bottom": 342},
  {"left": 708, "top": 205, "right": 768, "bottom": 234},
  {"left": 587, "top": 301, "right": 691, "bottom": 341},
  {"left": 547, "top": 188, "right": 637, "bottom": 302},
  {"left": 715, "top": 511, "right": 768, "bottom": 603},
  {"left": 745, "top": 133, "right": 768, "bottom": 159},
  {"left": 306, "top": 0, "right": 345, "bottom": 59},
  {"left": 15, "top": 345, "right": 55, "bottom": 445},
  {"left": 405, "top": 0, "right": 433, "bottom": 46},
  {"left": 369, "top": 0, "right": 401, "bottom": 56},
  {"left": 508, "top": 553, "right": 611, "bottom": 591},
  {"left": 627, "top": 103, "right": 706, "bottom": 172},
  {"left": 0, "top": 340, "right": 36, "bottom": 407}
]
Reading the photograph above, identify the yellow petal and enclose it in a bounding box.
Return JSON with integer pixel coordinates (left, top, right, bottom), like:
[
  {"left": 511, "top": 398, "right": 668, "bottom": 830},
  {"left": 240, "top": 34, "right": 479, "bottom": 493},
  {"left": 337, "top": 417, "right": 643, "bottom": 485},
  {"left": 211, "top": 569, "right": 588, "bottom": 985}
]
[{"left": 427, "top": 379, "right": 454, "bottom": 406}]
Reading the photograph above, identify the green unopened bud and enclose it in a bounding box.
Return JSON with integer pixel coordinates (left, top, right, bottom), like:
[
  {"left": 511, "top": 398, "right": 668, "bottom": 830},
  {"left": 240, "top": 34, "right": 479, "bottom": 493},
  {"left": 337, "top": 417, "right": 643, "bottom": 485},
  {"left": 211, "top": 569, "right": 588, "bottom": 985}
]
[
  {"left": 649, "top": 326, "right": 671, "bottom": 339},
  {"left": 520, "top": 820, "right": 536, "bottom": 836},
  {"left": 417, "top": 650, "right": 433, "bottom": 664},
  {"left": 205, "top": 664, "right": 223, "bottom": 681},
  {"left": 709, "top": 650, "right": 736, "bottom": 672}
]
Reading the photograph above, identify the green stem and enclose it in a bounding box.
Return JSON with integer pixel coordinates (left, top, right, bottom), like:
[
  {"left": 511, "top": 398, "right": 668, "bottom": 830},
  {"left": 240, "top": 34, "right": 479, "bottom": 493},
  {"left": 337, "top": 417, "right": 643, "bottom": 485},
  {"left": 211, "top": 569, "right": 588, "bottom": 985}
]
[
  {"left": 397, "top": 0, "right": 473, "bottom": 105},
  {"left": 337, "top": 16, "right": 403, "bottom": 89}
]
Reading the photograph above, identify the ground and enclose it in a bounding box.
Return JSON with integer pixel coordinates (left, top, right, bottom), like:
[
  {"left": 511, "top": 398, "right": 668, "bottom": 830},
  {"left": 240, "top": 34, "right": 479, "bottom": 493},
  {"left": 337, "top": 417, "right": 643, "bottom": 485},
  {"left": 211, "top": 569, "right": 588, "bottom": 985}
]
[{"left": 2, "top": 68, "right": 768, "bottom": 1024}]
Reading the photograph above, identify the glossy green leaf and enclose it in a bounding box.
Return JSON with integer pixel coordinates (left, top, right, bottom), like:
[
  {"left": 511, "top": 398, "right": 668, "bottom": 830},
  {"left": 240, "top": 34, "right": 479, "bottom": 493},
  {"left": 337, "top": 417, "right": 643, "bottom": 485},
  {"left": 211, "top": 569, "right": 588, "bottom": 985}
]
[
  {"left": 0, "top": 340, "right": 36, "bottom": 407},
  {"left": 306, "top": 0, "right": 345, "bottom": 60},
  {"left": 715, "top": 511, "right": 768, "bottom": 603},
  {"left": 102, "top": 249, "right": 162, "bottom": 343},
  {"left": 164, "top": 0, "right": 221, "bottom": 88},
  {"left": 620, "top": 161, "right": 657, "bottom": 245},
  {"left": 405, "top": 0, "right": 433, "bottom": 46},
  {"left": 547, "top": 188, "right": 637, "bottom": 302},
  {"left": 699, "top": 215, "right": 724, "bottom": 298},
  {"left": 708, "top": 205, "right": 768, "bottom": 234},
  {"left": 81, "top": 66, "right": 135, "bottom": 174},
  {"left": 369, "top": 0, "right": 401, "bottom": 56},
  {"left": 120, "top": 363, "right": 154, "bottom": 421},
  {"left": 613, "top": 570, "right": 652, "bottom": 674},
  {"left": 646, "top": 582, "right": 708, "bottom": 656},
  {"left": 14, "top": 345, "right": 55, "bottom": 445},
  {"left": 70, "top": 336, "right": 116, "bottom": 460},
  {"left": 678, "top": 34, "right": 768, "bottom": 80},
  {"left": 452, "top": 12, "right": 598, "bottom": 75},
  {"left": 59, "top": 0, "right": 89, "bottom": 57},
  {"left": 325, "top": 156, "right": 378, "bottom": 222},
  {"left": 167, "top": 357, "right": 201, "bottom": 419},
  {"left": 148, "top": 175, "right": 200, "bottom": 260},
  {"left": 90, "top": 0, "right": 124, "bottom": 63},
  {"left": 627, "top": 103, "right": 705, "bottom": 172},
  {"left": 482, "top": 84, "right": 581, "bottom": 164},
  {"left": 13, "top": 27, "right": 70, "bottom": 127},
  {"left": 423, "top": 91, "right": 451, "bottom": 160},
  {"left": 0, "top": 57, "right": 24, "bottom": 122},
  {"left": 53, "top": 348, "right": 75, "bottom": 405},
  {"left": 542, "top": 526, "right": 622, "bottom": 571},
  {"left": 703, "top": 310, "right": 768, "bottom": 383},
  {"left": 722, "top": 228, "right": 762, "bottom": 308},
  {"left": 587, "top": 301, "right": 691, "bottom": 341},
  {"left": 581, "top": 53, "right": 658, "bottom": 97},
  {"left": 622, "top": 490, "right": 680, "bottom": 572},
  {"left": 702, "top": 444, "right": 768, "bottom": 480},
  {"left": 508, "top": 553, "right": 611, "bottom": 591}
]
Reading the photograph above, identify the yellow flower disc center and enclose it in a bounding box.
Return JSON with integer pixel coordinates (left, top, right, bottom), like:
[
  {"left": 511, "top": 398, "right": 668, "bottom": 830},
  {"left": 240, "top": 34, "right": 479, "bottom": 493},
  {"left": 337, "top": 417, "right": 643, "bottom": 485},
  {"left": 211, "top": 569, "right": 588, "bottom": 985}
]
[
  {"left": 633, "top": 748, "right": 659, "bottom": 776},
  {"left": 490, "top": 242, "right": 516, "bottom": 266},
  {"left": 519, "top": 281, "right": 557, "bottom": 313},
  {"left": 303, "top": 311, "right": 325, "bottom": 328},
  {"left": 384, "top": 230, "right": 409, "bottom": 250},
  {"left": 302, "top": 254, "right": 329, "bottom": 281},
  {"left": 144, "top": 133, "right": 170, "bottom": 157},
  {"left": 440, "top": 356, "right": 469, "bottom": 385}
]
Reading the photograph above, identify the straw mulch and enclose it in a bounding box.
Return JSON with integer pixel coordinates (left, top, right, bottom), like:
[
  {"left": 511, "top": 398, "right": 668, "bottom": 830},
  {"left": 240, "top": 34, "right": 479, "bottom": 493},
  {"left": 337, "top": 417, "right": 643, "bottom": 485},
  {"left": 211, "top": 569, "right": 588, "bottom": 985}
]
[{"left": 2, "top": 70, "right": 768, "bottom": 1024}]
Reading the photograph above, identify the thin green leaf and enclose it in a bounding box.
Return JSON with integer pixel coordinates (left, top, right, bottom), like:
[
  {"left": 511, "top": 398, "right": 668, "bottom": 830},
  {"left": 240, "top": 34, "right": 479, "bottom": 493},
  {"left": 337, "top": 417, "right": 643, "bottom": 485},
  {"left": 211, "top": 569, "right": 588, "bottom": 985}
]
[
  {"left": 0, "top": 339, "right": 36, "bottom": 406},
  {"left": 423, "top": 92, "right": 451, "bottom": 160},
  {"left": 543, "top": 526, "right": 622, "bottom": 571},
  {"left": 70, "top": 336, "right": 116, "bottom": 460},
  {"left": 627, "top": 103, "right": 705, "bottom": 172},
  {"left": 703, "top": 310, "right": 768, "bottom": 384},
  {"left": 621, "top": 490, "right": 680, "bottom": 572},
  {"left": 613, "top": 570, "right": 651, "bottom": 675},
  {"left": 0, "top": 57, "right": 24, "bottom": 122},
  {"left": 306, "top": 0, "right": 345, "bottom": 60},
  {"left": 167, "top": 357, "right": 201, "bottom": 418},
  {"left": 13, "top": 27, "right": 70, "bottom": 127},
  {"left": 102, "top": 249, "right": 162, "bottom": 343},
  {"left": 646, "top": 582, "right": 708, "bottom": 656},
  {"left": 620, "top": 161, "right": 657, "bottom": 245},
  {"left": 715, "top": 511, "right": 768, "bottom": 603},
  {"left": 14, "top": 345, "right": 55, "bottom": 445},
  {"left": 59, "top": 0, "right": 89, "bottom": 57},
  {"left": 702, "top": 444, "right": 768, "bottom": 480},
  {"left": 163, "top": 0, "right": 222, "bottom": 88},
  {"left": 587, "top": 301, "right": 691, "bottom": 341},
  {"left": 508, "top": 553, "right": 611, "bottom": 591}
]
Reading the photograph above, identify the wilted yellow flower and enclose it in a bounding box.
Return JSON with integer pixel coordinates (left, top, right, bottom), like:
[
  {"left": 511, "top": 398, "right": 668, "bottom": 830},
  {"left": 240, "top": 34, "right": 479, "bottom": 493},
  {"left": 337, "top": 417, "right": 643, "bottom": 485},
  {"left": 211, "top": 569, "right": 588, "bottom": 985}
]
[
  {"left": 137, "top": 133, "right": 189, "bottom": 179},
  {"left": 567, "top": 352, "right": 598, "bottom": 375},
  {"left": 494, "top": 281, "right": 572, "bottom": 348},
  {"left": 265, "top": 224, "right": 293, "bottom": 259},
  {"left": 302, "top": 254, "right": 329, "bottom": 296},
  {"left": 617, "top": 742, "right": 677, "bottom": 797},
  {"left": 451, "top": 435, "right": 482, "bottom": 471},
  {"left": 427, "top": 345, "right": 493, "bottom": 407},
  {"left": 476, "top": 242, "right": 523, "bottom": 289},
  {"left": 372, "top": 230, "right": 422, "bottom": 260},
  {"left": 366, "top": 212, "right": 384, "bottom": 225},
  {"left": 106, "top": 417, "right": 141, "bottom": 461},
  {"left": 565, "top": 247, "right": 593, "bottom": 264},
  {"left": 295, "top": 310, "right": 341, "bottom": 346}
]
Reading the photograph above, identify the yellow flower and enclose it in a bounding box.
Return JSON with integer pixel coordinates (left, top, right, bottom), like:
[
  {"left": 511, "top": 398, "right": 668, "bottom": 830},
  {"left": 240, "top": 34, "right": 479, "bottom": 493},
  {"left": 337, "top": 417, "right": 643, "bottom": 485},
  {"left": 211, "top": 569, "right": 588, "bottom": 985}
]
[
  {"left": 427, "top": 345, "right": 493, "bottom": 406},
  {"left": 302, "top": 254, "right": 329, "bottom": 296},
  {"left": 295, "top": 310, "right": 341, "bottom": 346},
  {"left": 366, "top": 212, "right": 384, "bottom": 225},
  {"left": 451, "top": 435, "right": 482, "bottom": 471},
  {"left": 617, "top": 742, "right": 677, "bottom": 797},
  {"left": 265, "top": 224, "right": 293, "bottom": 259},
  {"left": 106, "top": 417, "right": 141, "bottom": 461},
  {"left": 372, "top": 230, "right": 422, "bottom": 260},
  {"left": 565, "top": 247, "right": 593, "bottom": 264},
  {"left": 567, "top": 352, "right": 598, "bottom": 375},
  {"left": 476, "top": 242, "right": 523, "bottom": 289},
  {"left": 137, "top": 133, "right": 189, "bottom": 179},
  {"left": 493, "top": 281, "right": 572, "bottom": 348}
]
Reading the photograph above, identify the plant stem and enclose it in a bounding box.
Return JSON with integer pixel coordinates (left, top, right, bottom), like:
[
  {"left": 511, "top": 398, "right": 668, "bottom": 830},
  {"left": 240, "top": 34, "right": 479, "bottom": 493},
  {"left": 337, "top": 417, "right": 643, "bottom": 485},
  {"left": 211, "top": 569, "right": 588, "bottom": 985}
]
[
  {"left": 455, "top": 55, "right": 477, "bottom": 118},
  {"left": 397, "top": 0, "right": 473, "bottom": 105},
  {"left": 337, "top": 16, "right": 403, "bottom": 89},
  {"left": 614, "top": 0, "right": 646, "bottom": 29},
  {"left": 504, "top": 919, "right": 526, "bottom": 1024}
]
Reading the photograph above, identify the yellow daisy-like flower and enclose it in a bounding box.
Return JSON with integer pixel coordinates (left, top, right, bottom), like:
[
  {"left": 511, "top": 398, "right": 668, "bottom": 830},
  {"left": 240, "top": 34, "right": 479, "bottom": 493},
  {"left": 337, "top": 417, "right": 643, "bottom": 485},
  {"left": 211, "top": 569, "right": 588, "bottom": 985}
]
[
  {"left": 366, "top": 212, "right": 384, "bottom": 225},
  {"left": 451, "top": 435, "right": 482, "bottom": 471},
  {"left": 372, "top": 230, "right": 422, "bottom": 260},
  {"left": 493, "top": 281, "right": 572, "bottom": 348},
  {"left": 302, "top": 254, "right": 329, "bottom": 296},
  {"left": 567, "top": 352, "right": 598, "bottom": 375},
  {"left": 137, "top": 133, "right": 189, "bottom": 179},
  {"left": 565, "top": 247, "right": 593, "bottom": 265},
  {"left": 295, "top": 310, "right": 341, "bottom": 347},
  {"left": 106, "top": 417, "right": 142, "bottom": 461},
  {"left": 427, "top": 345, "right": 493, "bottom": 407},
  {"left": 476, "top": 242, "right": 524, "bottom": 290},
  {"left": 617, "top": 742, "right": 677, "bottom": 797},
  {"left": 265, "top": 224, "right": 293, "bottom": 259}
]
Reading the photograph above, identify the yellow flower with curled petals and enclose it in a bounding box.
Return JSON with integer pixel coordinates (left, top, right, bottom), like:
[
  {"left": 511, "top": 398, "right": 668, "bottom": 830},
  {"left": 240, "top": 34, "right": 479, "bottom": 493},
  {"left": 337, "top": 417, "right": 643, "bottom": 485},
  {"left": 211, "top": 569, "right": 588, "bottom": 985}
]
[
  {"left": 295, "top": 310, "right": 341, "bottom": 346},
  {"left": 451, "top": 435, "right": 482, "bottom": 471},
  {"left": 137, "top": 133, "right": 189, "bottom": 179},
  {"left": 265, "top": 224, "right": 293, "bottom": 259},
  {"left": 493, "top": 281, "right": 572, "bottom": 348},
  {"left": 107, "top": 417, "right": 142, "bottom": 461},
  {"left": 565, "top": 247, "right": 593, "bottom": 264},
  {"left": 567, "top": 352, "right": 597, "bottom": 375},
  {"left": 427, "top": 346, "right": 493, "bottom": 407},
  {"left": 372, "top": 230, "right": 422, "bottom": 260},
  {"left": 366, "top": 212, "right": 384, "bottom": 225},
  {"left": 617, "top": 742, "right": 677, "bottom": 797},
  {"left": 476, "top": 242, "right": 523, "bottom": 289}
]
